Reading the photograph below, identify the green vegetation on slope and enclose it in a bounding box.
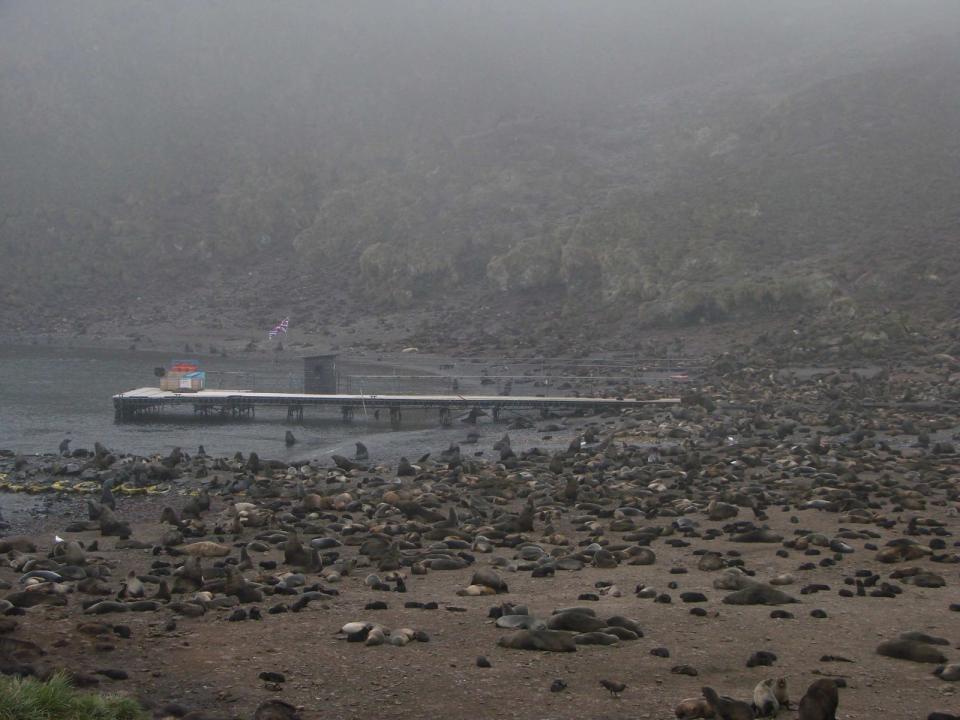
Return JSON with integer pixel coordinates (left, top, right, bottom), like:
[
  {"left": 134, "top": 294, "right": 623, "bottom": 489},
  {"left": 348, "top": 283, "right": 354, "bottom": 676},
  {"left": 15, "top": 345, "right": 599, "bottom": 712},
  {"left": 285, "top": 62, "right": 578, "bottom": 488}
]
[
  {"left": 0, "top": 673, "right": 145, "bottom": 720},
  {"left": 1, "top": 2, "right": 958, "bottom": 335}
]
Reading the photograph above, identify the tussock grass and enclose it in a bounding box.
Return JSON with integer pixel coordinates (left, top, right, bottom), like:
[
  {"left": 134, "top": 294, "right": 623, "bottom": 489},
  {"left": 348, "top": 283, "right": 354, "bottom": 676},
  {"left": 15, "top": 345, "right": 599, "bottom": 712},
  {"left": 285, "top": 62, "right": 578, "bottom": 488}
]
[{"left": 0, "top": 672, "right": 145, "bottom": 720}]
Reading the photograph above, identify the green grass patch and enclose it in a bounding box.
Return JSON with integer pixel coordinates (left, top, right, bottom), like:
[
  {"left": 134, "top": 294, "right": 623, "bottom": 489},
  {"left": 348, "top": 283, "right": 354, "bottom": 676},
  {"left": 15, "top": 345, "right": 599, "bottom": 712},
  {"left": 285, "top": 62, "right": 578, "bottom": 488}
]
[{"left": 0, "top": 672, "right": 146, "bottom": 720}]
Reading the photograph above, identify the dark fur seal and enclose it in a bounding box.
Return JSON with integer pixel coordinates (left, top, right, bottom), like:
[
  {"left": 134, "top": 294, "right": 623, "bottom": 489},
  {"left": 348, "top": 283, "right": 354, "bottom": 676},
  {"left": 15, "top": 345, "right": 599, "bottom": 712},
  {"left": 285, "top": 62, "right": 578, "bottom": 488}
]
[
  {"left": 877, "top": 639, "right": 948, "bottom": 664},
  {"left": 702, "top": 687, "right": 753, "bottom": 720},
  {"left": 497, "top": 629, "right": 576, "bottom": 652},
  {"left": 798, "top": 679, "right": 838, "bottom": 720}
]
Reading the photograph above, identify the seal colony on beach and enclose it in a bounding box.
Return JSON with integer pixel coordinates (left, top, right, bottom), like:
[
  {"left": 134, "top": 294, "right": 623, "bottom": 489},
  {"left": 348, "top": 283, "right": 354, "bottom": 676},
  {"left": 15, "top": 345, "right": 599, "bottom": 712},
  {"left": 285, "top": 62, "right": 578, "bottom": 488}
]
[{"left": 0, "top": 347, "right": 958, "bottom": 719}]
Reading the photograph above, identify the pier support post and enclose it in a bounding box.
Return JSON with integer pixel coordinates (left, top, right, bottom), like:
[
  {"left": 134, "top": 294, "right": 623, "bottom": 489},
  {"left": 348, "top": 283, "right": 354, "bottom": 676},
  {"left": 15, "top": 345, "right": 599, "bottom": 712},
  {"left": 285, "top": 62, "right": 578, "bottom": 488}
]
[
  {"left": 341, "top": 406, "right": 355, "bottom": 424},
  {"left": 492, "top": 406, "right": 501, "bottom": 422},
  {"left": 439, "top": 407, "right": 452, "bottom": 427},
  {"left": 287, "top": 405, "right": 304, "bottom": 422},
  {"left": 389, "top": 408, "right": 402, "bottom": 430}
]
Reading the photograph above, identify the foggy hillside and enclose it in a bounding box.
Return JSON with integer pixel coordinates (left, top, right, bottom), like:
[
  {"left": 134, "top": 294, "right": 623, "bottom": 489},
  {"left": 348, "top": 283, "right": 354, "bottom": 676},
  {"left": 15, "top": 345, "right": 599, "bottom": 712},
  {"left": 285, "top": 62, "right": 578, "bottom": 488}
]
[{"left": 2, "top": 1, "right": 959, "bottom": 339}]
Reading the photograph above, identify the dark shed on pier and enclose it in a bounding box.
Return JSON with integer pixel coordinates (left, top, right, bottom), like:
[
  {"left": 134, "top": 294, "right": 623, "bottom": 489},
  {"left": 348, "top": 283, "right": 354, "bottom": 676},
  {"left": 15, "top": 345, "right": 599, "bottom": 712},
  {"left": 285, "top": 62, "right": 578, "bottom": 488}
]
[{"left": 303, "top": 354, "right": 339, "bottom": 394}]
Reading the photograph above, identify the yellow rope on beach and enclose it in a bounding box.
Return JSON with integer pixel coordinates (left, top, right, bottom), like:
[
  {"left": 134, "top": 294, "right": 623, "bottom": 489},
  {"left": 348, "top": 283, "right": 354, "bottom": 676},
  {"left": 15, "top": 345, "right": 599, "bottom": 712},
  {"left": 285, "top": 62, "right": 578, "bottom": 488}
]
[
  {"left": 0, "top": 475, "right": 178, "bottom": 495},
  {"left": 72, "top": 481, "right": 101, "bottom": 493}
]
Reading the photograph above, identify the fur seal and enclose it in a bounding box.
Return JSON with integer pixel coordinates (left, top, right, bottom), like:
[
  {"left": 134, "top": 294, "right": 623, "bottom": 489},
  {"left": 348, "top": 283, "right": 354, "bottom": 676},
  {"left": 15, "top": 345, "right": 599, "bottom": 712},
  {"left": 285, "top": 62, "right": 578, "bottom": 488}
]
[
  {"left": 698, "top": 553, "right": 726, "bottom": 572},
  {"left": 97, "top": 506, "right": 130, "bottom": 538},
  {"left": 118, "top": 571, "right": 145, "bottom": 599},
  {"left": 546, "top": 610, "right": 606, "bottom": 633},
  {"left": 752, "top": 679, "right": 779, "bottom": 717},
  {"left": 599, "top": 679, "right": 626, "bottom": 697},
  {"left": 900, "top": 631, "right": 949, "bottom": 646},
  {"left": 0, "top": 536, "right": 37, "bottom": 553},
  {"left": 877, "top": 639, "right": 948, "bottom": 664},
  {"left": 747, "top": 651, "right": 777, "bottom": 668},
  {"left": 605, "top": 616, "right": 643, "bottom": 636},
  {"left": 470, "top": 568, "right": 508, "bottom": 593},
  {"left": 773, "top": 678, "right": 790, "bottom": 709},
  {"left": 722, "top": 584, "right": 798, "bottom": 606},
  {"left": 675, "top": 696, "right": 715, "bottom": 719},
  {"left": 254, "top": 699, "right": 301, "bottom": 720},
  {"left": 797, "top": 679, "right": 838, "bottom": 720},
  {"left": 573, "top": 632, "right": 619, "bottom": 646},
  {"left": 675, "top": 697, "right": 715, "bottom": 719},
  {"left": 601, "top": 626, "right": 638, "bottom": 641},
  {"left": 495, "top": 615, "right": 545, "bottom": 630},
  {"left": 497, "top": 629, "right": 577, "bottom": 652},
  {"left": 935, "top": 663, "right": 960, "bottom": 681},
  {"left": 702, "top": 687, "right": 753, "bottom": 720}
]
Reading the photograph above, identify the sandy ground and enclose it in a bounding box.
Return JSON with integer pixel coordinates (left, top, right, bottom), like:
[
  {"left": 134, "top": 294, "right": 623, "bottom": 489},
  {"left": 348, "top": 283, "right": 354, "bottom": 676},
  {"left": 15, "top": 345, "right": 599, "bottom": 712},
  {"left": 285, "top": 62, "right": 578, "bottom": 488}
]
[{"left": 2, "top": 485, "right": 957, "bottom": 720}]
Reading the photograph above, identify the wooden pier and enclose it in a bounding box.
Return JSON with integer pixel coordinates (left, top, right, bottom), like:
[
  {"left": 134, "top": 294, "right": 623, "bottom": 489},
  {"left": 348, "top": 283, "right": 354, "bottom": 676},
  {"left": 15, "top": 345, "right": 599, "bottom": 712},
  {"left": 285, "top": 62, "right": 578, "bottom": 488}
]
[{"left": 113, "top": 387, "right": 679, "bottom": 428}]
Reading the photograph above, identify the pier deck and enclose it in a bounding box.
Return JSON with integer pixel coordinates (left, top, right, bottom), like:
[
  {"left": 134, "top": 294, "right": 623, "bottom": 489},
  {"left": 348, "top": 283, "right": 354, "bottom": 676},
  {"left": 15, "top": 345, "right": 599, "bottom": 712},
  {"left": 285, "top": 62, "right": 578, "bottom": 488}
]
[{"left": 113, "top": 387, "right": 679, "bottom": 427}]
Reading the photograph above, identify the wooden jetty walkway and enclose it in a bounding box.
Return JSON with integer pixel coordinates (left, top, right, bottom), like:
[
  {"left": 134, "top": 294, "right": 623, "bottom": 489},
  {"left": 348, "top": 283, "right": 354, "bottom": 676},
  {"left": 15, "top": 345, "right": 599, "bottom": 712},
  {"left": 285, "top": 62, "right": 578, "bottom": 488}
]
[{"left": 113, "top": 387, "right": 679, "bottom": 428}]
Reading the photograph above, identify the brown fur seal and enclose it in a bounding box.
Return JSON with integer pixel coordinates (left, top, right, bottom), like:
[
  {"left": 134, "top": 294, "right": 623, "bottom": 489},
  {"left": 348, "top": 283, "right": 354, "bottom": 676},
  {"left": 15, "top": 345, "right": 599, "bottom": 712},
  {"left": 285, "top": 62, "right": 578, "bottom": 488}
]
[
  {"left": 877, "top": 639, "right": 948, "bottom": 664},
  {"left": 774, "top": 678, "right": 790, "bottom": 708},
  {"left": 675, "top": 696, "right": 715, "bottom": 719},
  {"left": 497, "top": 629, "right": 577, "bottom": 652},
  {"left": 798, "top": 679, "right": 838, "bottom": 720},
  {"left": 722, "top": 584, "right": 798, "bottom": 605},
  {"left": 254, "top": 698, "right": 301, "bottom": 720},
  {"left": 702, "top": 687, "right": 753, "bottom": 720}
]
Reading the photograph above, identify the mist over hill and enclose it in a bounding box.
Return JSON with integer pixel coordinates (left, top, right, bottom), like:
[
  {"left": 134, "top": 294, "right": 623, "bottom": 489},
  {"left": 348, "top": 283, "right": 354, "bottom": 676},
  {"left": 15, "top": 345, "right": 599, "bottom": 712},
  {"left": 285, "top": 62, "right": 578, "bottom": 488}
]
[{"left": 2, "top": 1, "right": 958, "bottom": 343}]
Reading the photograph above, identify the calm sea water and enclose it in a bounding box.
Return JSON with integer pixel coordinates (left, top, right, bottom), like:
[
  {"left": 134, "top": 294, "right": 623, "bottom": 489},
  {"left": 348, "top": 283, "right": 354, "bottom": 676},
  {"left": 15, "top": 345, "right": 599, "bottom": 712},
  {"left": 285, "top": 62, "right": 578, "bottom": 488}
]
[{"left": 0, "top": 344, "right": 577, "bottom": 462}]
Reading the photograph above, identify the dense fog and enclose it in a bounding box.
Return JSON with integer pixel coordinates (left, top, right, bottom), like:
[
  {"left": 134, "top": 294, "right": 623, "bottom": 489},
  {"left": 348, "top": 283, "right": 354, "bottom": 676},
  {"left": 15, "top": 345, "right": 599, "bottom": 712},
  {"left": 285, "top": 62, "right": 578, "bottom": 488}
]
[{"left": 2, "top": 1, "right": 959, "bottom": 331}]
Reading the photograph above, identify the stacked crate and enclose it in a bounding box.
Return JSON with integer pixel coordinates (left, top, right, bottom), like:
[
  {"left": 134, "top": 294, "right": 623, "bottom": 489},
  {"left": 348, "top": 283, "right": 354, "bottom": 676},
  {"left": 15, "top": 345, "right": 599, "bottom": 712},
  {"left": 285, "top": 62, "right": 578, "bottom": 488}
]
[{"left": 159, "top": 361, "right": 205, "bottom": 392}]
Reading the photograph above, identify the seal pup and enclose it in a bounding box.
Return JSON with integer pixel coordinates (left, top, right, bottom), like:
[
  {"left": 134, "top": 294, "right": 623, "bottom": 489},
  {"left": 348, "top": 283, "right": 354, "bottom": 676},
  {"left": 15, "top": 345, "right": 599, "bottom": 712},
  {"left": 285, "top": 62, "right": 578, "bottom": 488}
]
[
  {"left": 181, "top": 489, "right": 210, "bottom": 519},
  {"left": 675, "top": 696, "right": 715, "bottom": 719},
  {"left": 100, "top": 486, "right": 116, "bottom": 511},
  {"left": 752, "top": 679, "right": 779, "bottom": 717},
  {"left": 254, "top": 698, "right": 301, "bottom": 720},
  {"left": 774, "top": 678, "right": 790, "bottom": 709},
  {"left": 934, "top": 663, "right": 960, "bottom": 681},
  {"left": 397, "top": 457, "right": 416, "bottom": 476},
  {"left": 702, "top": 687, "right": 753, "bottom": 720},
  {"left": 798, "top": 679, "right": 838, "bottom": 720},
  {"left": 599, "top": 679, "right": 626, "bottom": 697},
  {"left": 118, "top": 571, "right": 145, "bottom": 600},
  {"left": 160, "top": 507, "right": 182, "bottom": 527}
]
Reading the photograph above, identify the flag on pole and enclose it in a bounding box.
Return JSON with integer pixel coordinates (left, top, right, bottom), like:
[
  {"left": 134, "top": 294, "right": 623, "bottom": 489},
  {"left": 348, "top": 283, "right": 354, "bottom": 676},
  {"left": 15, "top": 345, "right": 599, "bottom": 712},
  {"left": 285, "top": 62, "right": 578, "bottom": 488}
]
[{"left": 268, "top": 317, "right": 289, "bottom": 339}]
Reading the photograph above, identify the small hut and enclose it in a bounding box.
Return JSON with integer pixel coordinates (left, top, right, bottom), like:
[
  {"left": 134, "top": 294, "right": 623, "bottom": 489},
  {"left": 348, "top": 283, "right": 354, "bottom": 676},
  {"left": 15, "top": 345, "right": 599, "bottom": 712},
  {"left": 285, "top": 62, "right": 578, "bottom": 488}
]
[{"left": 303, "top": 354, "right": 339, "bottom": 394}]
